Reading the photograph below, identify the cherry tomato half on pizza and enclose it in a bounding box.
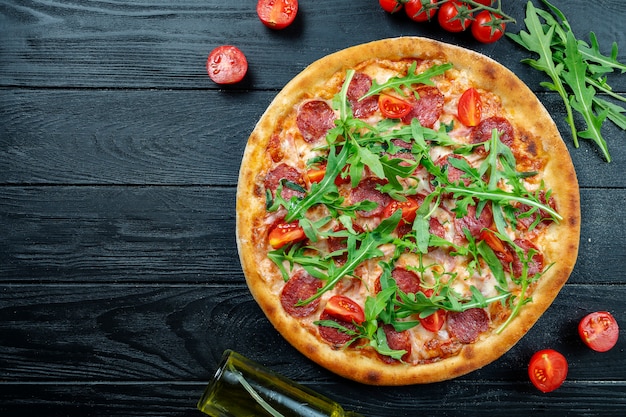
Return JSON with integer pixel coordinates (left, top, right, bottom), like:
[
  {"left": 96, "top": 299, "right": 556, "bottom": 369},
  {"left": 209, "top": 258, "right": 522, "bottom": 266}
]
[
  {"left": 378, "top": 94, "right": 413, "bottom": 119},
  {"left": 578, "top": 311, "right": 620, "bottom": 352},
  {"left": 528, "top": 349, "right": 568, "bottom": 393},
  {"left": 457, "top": 87, "right": 482, "bottom": 127},
  {"left": 257, "top": 0, "right": 298, "bottom": 30},
  {"left": 324, "top": 295, "right": 365, "bottom": 324},
  {"left": 268, "top": 221, "right": 306, "bottom": 249},
  {"left": 206, "top": 45, "right": 248, "bottom": 84}
]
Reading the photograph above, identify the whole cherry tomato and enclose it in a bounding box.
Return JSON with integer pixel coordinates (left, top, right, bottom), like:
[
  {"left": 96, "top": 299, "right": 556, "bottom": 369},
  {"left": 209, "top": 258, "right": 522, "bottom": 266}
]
[
  {"left": 379, "top": 0, "right": 404, "bottom": 14},
  {"left": 578, "top": 311, "right": 620, "bottom": 352},
  {"left": 378, "top": 93, "right": 413, "bottom": 119},
  {"left": 473, "top": 0, "right": 493, "bottom": 6},
  {"left": 437, "top": 1, "right": 472, "bottom": 33},
  {"left": 528, "top": 349, "right": 568, "bottom": 393},
  {"left": 471, "top": 10, "right": 506, "bottom": 44},
  {"left": 405, "top": 0, "right": 438, "bottom": 22},
  {"left": 206, "top": 45, "right": 248, "bottom": 84},
  {"left": 256, "top": 0, "right": 298, "bottom": 30}
]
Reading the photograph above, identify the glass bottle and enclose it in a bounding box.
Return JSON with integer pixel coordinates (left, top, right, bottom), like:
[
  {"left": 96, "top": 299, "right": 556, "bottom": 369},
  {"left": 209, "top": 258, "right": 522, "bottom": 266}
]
[{"left": 197, "top": 350, "right": 365, "bottom": 417}]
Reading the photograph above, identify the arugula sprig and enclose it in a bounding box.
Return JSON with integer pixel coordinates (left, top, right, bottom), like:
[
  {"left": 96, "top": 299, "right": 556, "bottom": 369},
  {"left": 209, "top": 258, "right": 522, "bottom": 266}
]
[{"left": 508, "top": 0, "right": 626, "bottom": 162}]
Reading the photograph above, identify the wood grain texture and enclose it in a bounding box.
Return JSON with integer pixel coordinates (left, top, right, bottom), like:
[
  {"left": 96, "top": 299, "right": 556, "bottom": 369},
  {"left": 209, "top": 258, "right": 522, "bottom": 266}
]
[{"left": 1, "top": 0, "right": 625, "bottom": 415}]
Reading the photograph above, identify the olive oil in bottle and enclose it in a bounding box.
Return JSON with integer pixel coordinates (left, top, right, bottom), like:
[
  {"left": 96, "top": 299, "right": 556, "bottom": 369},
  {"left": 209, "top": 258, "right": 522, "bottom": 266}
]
[{"left": 197, "top": 350, "right": 364, "bottom": 417}]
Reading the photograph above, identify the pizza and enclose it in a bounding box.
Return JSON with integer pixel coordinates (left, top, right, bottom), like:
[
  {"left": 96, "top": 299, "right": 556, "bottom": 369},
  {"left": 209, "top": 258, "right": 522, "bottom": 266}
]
[{"left": 236, "top": 37, "right": 580, "bottom": 385}]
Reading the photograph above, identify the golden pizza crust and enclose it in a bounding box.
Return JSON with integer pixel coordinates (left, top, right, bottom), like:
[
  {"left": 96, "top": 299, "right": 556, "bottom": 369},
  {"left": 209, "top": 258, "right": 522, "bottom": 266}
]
[{"left": 236, "top": 37, "right": 580, "bottom": 385}]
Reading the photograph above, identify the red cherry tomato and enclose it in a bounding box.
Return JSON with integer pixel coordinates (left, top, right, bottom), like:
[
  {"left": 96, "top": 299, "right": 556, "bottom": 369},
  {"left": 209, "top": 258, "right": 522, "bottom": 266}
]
[
  {"left": 457, "top": 87, "right": 482, "bottom": 127},
  {"left": 471, "top": 11, "right": 506, "bottom": 44},
  {"left": 324, "top": 295, "right": 365, "bottom": 324},
  {"left": 578, "top": 311, "right": 619, "bottom": 352},
  {"left": 256, "top": 0, "right": 298, "bottom": 30},
  {"left": 478, "top": 229, "right": 514, "bottom": 263},
  {"left": 206, "top": 45, "right": 248, "bottom": 85},
  {"left": 382, "top": 198, "right": 420, "bottom": 223},
  {"left": 379, "top": 93, "right": 413, "bottom": 119},
  {"left": 473, "top": 0, "right": 493, "bottom": 6},
  {"left": 405, "top": 0, "right": 438, "bottom": 22},
  {"left": 528, "top": 349, "right": 568, "bottom": 393},
  {"left": 268, "top": 221, "right": 306, "bottom": 249},
  {"left": 420, "top": 309, "right": 447, "bottom": 332},
  {"left": 437, "top": 1, "right": 472, "bottom": 33},
  {"left": 306, "top": 167, "right": 326, "bottom": 183},
  {"left": 379, "top": 0, "right": 404, "bottom": 13}
]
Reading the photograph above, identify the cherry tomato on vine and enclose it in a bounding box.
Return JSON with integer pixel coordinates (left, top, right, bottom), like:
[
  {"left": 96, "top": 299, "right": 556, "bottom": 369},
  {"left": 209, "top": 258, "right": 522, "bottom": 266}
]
[
  {"left": 206, "top": 45, "right": 248, "bottom": 85},
  {"left": 578, "top": 311, "right": 619, "bottom": 352},
  {"left": 528, "top": 349, "right": 568, "bottom": 393},
  {"left": 471, "top": 10, "right": 506, "bottom": 44},
  {"left": 473, "top": 0, "right": 493, "bottom": 6},
  {"left": 256, "top": 0, "right": 298, "bottom": 30},
  {"left": 457, "top": 87, "right": 482, "bottom": 127},
  {"left": 268, "top": 221, "right": 306, "bottom": 249},
  {"left": 379, "top": 93, "right": 413, "bottom": 119},
  {"left": 324, "top": 295, "right": 365, "bottom": 324},
  {"left": 405, "top": 0, "right": 438, "bottom": 22},
  {"left": 379, "top": 0, "right": 404, "bottom": 14},
  {"left": 438, "top": 1, "right": 472, "bottom": 32}
]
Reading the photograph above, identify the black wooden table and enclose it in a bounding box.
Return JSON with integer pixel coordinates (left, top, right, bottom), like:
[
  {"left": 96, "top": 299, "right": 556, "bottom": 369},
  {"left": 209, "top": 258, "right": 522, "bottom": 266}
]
[{"left": 1, "top": 1, "right": 625, "bottom": 416}]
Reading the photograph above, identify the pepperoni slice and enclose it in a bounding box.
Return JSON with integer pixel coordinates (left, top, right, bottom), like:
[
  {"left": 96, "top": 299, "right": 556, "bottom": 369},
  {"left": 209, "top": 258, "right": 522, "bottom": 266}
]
[
  {"left": 470, "top": 116, "right": 515, "bottom": 155},
  {"left": 508, "top": 238, "right": 544, "bottom": 278},
  {"left": 429, "top": 217, "right": 446, "bottom": 239},
  {"left": 515, "top": 191, "right": 557, "bottom": 231},
  {"left": 454, "top": 202, "right": 493, "bottom": 240},
  {"left": 435, "top": 154, "right": 472, "bottom": 187},
  {"left": 447, "top": 308, "right": 489, "bottom": 344},
  {"left": 350, "top": 178, "right": 391, "bottom": 217},
  {"left": 263, "top": 163, "right": 306, "bottom": 201},
  {"left": 347, "top": 72, "right": 378, "bottom": 119},
  {"left": 280, "top": 271, "right": 323, "bottom": 318},
  {"left": 400, "top": 86, "right": 444, "bottom": 128},
  {"left": 296, "top": 100, "right": 336, "bottom": 143},
  {"left": 391, "top": 267, "right": 421, "bottom": 295},
  {"left": 379, "top": 324, "right": 412, "bottom": 363},
  {"left": 318, "top": 311, "right": 356, "bottom": 346}
]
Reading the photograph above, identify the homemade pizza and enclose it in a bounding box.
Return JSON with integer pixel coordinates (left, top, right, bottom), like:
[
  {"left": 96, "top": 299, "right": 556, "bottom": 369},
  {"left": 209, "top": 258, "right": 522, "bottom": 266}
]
[{"left": 236, "top": 37, "right": 580, "bottom": 385}]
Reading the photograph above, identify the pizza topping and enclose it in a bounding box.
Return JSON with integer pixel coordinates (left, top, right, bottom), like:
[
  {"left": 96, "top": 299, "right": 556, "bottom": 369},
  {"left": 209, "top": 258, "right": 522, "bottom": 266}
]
[
  {"left": 348, "top": 72, "right": 378, "bottom": 118},
  {"left": 263, "top": 63, "right": 563, "bottom": 362},
  {"left": 457, "top": 87, "right": 482, "bottom": 127},
  {"left": 400, "top": 86, "right": 444, "bottom": 128},
  {"left": 447, "top": 308, "right": 489, "bottom": 344},
  {"left": 379, "top": 324, "right": 412, "bottom": 363},
  {"left": 268, "top": 220, "right": 306, "bottom": 249},
  {"left": 350, "top": 178, "right": 391, "bottom": 218},
  {"left": 280, "top": 271, "right": 323, "bottom": 318},
  {"left": 296, "top": 100, "right": 336, "bottom": 143},
  {"left": 263, "top": 163, "right": 306, "bottom": 201}
]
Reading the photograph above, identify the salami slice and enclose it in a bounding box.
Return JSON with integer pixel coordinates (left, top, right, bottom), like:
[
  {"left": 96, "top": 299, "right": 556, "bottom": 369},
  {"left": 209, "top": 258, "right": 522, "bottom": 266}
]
[
  {"left": 296, "top": 100, "right": 336, "bottom": 143},
  {"left": 401, "top": 86, "right": 444, "bottom": 128},
  {"left": 264, "top": 163, "right": 306, "bottom": 201},
  {"left": 447, "top": 308, "right": 489, "bottom": 344},
  {"left": 435, "top": 154, "right": 472, "bottom": 187},
  {"left": 391, "top": 267, "right": 421, "bottom": 295},
  {"left": 280, "top": 271, "right": 323, "bottom": 318},
  {"left": 379, "top": 324, "right": 412, "bottom": 364},
  {"left": 470, "top": 116, "right": 515, "bottom": 152},
  {"left": 509, "top": 238, "right": 544, "bottom": 278},
  {"left": 347, "top": 72, "right": 378, "bottom": 119},
  {"left": 350, "top": 178, "right": 391, "bottom": 218},
  {"left": 318, "top": 311, "right": 356, "bottom": 346},
  {"left": 454, "top": 202, "right": 493, "bottom": 240}
]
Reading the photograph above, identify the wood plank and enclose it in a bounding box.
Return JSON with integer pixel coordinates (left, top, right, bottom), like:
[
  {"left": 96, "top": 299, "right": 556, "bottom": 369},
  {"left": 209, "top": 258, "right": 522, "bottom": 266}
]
[
  {"left": 0, "top": 284, "right": 625, "bottom": 416},
  {"left": 1, "top": 90, "right": 625, "bottom": 187},
  {"left": 1, "top": 186, "right": 625, "bottom": 284},
  {"left": 0, "top": 283, "right": 624, "bottom": 382},
  {"left": 0, "top": 1, "right": 624, "bottom": 90},
  {"left": 1, "top": 380, "right": 625, "bottom": 417}
]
